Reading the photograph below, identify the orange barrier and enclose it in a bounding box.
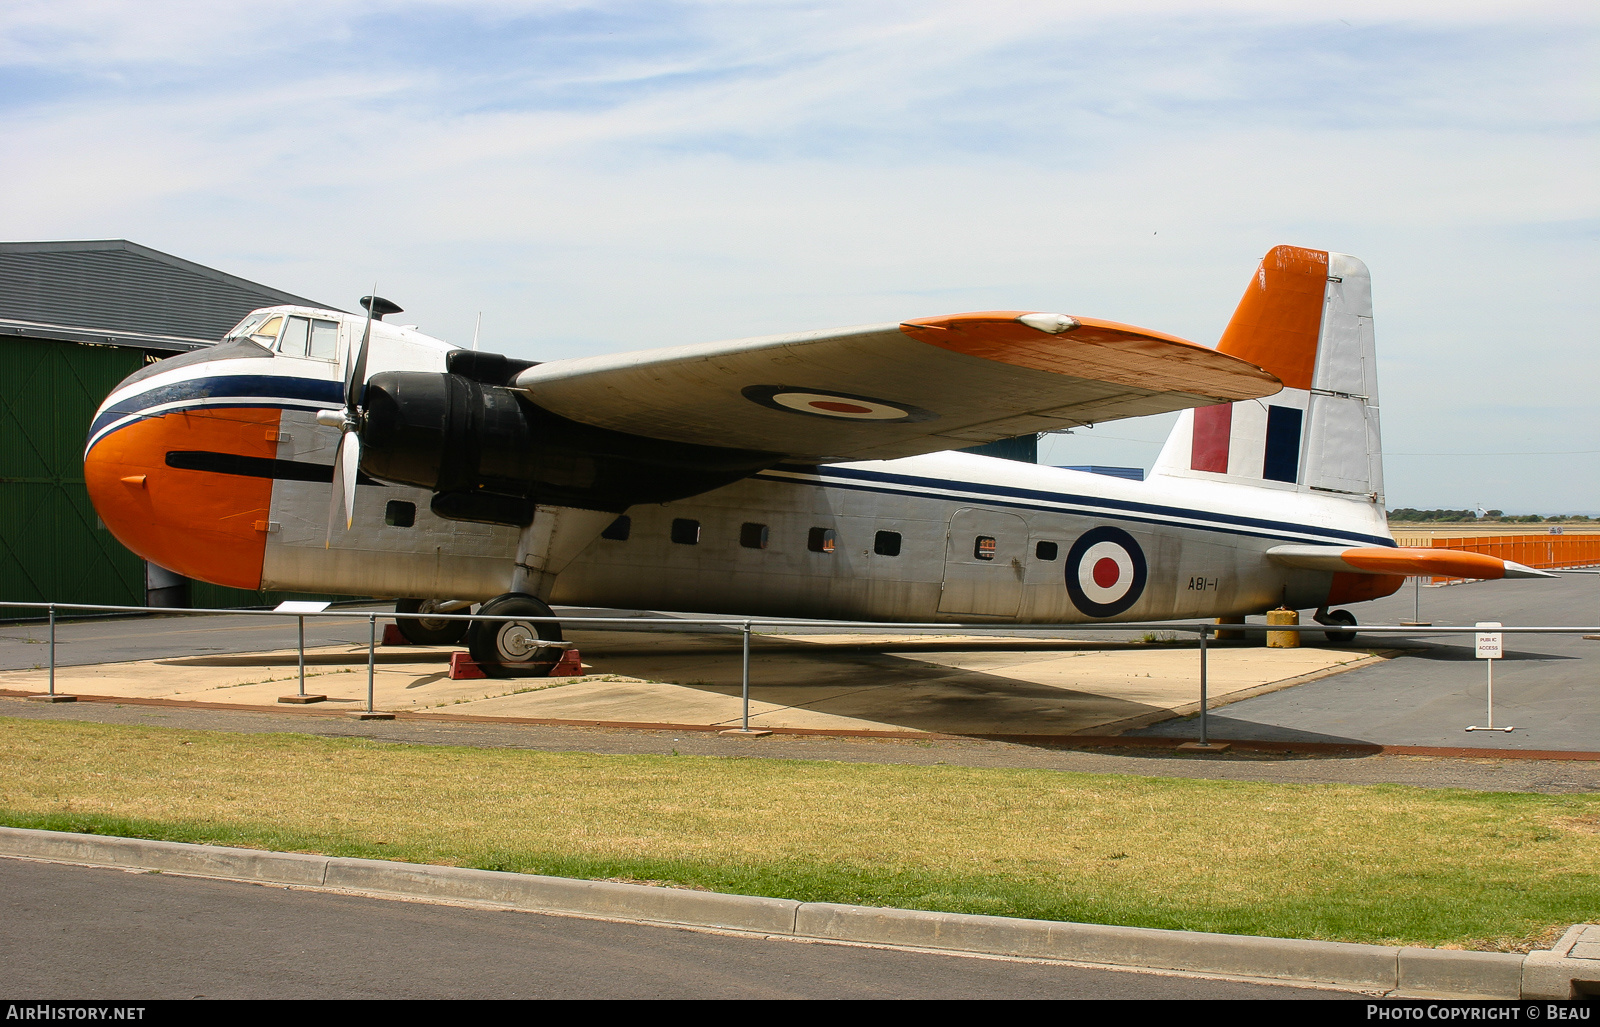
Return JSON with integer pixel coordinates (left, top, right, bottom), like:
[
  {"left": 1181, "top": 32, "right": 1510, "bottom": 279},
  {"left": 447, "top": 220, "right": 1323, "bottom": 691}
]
[{"left": 1416, "top": 534, "right": 1600, "bottom": 582}]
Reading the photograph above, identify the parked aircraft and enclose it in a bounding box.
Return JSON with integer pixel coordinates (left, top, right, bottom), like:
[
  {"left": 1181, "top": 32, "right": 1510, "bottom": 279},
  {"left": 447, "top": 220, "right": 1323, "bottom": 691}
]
[{"left": 84, "top": 245, "right": 1549, "bottom": 674}]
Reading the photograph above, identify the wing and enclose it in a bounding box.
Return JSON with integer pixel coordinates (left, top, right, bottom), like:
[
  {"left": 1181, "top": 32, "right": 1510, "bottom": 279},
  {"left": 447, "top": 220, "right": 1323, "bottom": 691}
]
[
  {"left": 1266, "top": 545, "right": 1556, "bottom": 580},
  {"left": 511, "top": 311, "right": 1281, "bottom": 462}
]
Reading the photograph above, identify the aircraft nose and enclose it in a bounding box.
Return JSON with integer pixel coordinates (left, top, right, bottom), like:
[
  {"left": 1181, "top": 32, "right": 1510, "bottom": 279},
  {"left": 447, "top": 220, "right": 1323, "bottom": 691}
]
[{"left": 84, "top": 375, "right": 281, "bottom": 591}]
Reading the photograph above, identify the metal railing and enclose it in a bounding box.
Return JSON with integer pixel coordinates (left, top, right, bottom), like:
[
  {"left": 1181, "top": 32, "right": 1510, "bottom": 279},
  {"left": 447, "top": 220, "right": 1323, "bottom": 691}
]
[{"left": 3, "top": 601, "right": 1597, "bottom": 744}]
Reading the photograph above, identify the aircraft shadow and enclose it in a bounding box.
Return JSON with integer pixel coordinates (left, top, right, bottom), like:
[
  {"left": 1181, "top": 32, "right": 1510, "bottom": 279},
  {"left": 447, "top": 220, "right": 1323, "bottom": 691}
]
[{"left": 570, "top": 631, "right": 1306, "bottom": 745}]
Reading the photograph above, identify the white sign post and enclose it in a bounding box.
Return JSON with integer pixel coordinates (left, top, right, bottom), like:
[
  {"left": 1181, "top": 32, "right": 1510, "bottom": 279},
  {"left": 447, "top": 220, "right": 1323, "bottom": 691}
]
[
  {"left": 1465, "top": 621, "right": 1512, "bottom": 733},
  {"left": 274, "top": 600, "right": 331, "bottom": 701}
]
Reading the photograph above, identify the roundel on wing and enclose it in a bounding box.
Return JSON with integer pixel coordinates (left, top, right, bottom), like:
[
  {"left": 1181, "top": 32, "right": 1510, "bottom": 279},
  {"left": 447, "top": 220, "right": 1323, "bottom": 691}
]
[
  {"left": 741, "top": 385, "right": 937, "bottom": 423},
  {"left": 1065, "top": 526, "right": 1148, "bottom": 618}
]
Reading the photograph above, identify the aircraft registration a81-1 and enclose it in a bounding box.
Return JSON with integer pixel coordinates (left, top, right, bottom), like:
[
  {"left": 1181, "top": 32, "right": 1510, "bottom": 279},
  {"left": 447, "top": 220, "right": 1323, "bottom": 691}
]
[{"left": 84, "top": 245, "right": 1549, "bottom": 675}]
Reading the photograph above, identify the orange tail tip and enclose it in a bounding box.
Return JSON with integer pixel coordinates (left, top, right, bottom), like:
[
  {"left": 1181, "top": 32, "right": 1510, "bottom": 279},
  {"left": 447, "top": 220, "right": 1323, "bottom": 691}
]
[{"left": 1217, "top": 245, "right": 1329, "bottom": 391}]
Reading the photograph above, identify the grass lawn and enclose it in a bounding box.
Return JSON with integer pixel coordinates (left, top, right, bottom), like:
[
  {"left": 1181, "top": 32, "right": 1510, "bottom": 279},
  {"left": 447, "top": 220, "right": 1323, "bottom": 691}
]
[{"left": 2, "top": 716, "right": 1595, "bottom": 949}]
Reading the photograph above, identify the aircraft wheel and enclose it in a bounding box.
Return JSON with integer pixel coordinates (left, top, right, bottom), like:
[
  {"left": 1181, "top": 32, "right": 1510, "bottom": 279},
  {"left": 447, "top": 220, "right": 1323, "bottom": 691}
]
[
  {"left": 1322, "top": 608, "right": 1357, "bottom": 644},
  {"left": 395, "top": 598, "right": 470, "bottom": 646},
  {"left": 468, "top": 593, "right": 563, "bottom": 677}
]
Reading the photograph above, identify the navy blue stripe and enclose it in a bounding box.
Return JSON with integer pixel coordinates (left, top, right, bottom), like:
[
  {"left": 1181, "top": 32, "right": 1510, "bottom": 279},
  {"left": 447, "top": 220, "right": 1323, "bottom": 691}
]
[
  {"left": 779, "top": 465, "right": 1394, "bottom": 547},
  {"left": 90, "top": 375, "right": 343, "bottom": 441},
  {"left": 750, "top": 473, "right": 1361, "bottom": 547}
]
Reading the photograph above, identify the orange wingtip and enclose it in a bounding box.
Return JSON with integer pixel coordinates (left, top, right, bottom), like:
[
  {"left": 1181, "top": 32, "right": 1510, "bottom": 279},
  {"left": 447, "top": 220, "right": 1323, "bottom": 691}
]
[
  {"left": 898, "top": 311, "right": 1280, "bottom": 401},
  {"left": 1341, "top": 548, "right": 1508, "bottom": 580}
]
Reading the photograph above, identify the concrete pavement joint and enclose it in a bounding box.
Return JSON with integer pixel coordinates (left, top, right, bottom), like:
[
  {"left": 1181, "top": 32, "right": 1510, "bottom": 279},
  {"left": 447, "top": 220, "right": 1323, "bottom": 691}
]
[{"left": 0, "top": 826, "right": 1576, "bottom": 999}]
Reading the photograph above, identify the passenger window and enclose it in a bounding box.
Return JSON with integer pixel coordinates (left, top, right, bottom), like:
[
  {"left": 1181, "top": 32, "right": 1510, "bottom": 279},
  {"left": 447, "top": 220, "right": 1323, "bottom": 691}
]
[
  {"left": 671, "top": 518, "right": 700, "bottom": 545},
  {"left": 602, "top": 516, "right": 631, "bottom": 541},
  {"left": 278, "top": 316, "right": 310, "bottom": 357},
  {"left": 308, "top": 319, "right": 339, "bottom": 360},
  {"left": 808, "top": 527, "right": 836, "bottom": 554},
  {"left": 874, "top": 530, "right": 901, "bottom": 557},
  {"left": 384, "top": 501, "right": 416, "bottom": 528},
  {"left": 1036, "top": 541, "right": 1059, "bottom": 561},
  {"left": 974, "top": 536, "right": 997, "bottom": 561},
  {"left": 740, "top": 522, "right": 769, "bottom": 549},
  {"left": 250, "top": 315, "right": 284, "bottom": 345}
]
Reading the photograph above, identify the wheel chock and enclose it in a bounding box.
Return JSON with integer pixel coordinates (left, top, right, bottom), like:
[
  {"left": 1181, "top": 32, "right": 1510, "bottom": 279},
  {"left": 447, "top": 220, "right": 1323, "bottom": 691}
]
[
  {"left": 449, "top": 652, "right": 487, "bottom": 680},
  {"left": 548, "top": 648, "right": 584, "bottom": 677},
  {"left": 381, "top": 624, "right": 408, "bottom": 646}
]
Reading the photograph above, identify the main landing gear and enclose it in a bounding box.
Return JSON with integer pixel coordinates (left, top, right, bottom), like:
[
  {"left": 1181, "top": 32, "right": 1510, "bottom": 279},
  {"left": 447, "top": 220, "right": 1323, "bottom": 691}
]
[
  {"left": 393, "top": 598, "right": 471, "bottom": 646},
  {"left": 467, "top": 592, "right": 565, "bottom": 677},
  {"left": 1314, "top": 607, "right": 1358, "bottom": 644}
]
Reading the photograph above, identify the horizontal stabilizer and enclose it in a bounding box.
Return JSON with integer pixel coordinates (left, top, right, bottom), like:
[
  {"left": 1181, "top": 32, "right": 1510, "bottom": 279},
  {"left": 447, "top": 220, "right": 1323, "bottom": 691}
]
[{"left": 1266, "top": 545, "right": 1556, "bottom": 580}]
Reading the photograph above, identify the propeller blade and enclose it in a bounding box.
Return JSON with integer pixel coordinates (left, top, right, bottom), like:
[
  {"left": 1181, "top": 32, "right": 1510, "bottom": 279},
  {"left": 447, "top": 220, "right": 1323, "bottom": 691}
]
[
  {"left": 339, "top": 431, "right": 361, "bottom": 530},
  {"left": 345, "top": 297, "right": 375, "bottom": 415},
  {"left": 325, "top": 434, "right": 346, "bottom": 549}
]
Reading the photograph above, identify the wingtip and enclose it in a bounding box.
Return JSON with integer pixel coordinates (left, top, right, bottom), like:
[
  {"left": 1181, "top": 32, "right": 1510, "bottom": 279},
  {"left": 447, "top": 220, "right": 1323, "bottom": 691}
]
[{"left": 1502, "top": 561, "right": 1560, "bottom": 579}]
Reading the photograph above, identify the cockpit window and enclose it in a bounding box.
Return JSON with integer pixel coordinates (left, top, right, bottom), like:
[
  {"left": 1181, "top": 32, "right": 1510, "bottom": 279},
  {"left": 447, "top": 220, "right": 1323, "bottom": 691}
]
[
  {"left": 265, "top": 316, "right": 341, "bottom": 360},
  {"left": 308, "top": 318, "right": 339, "bottom": 360},
  {"left": 224, "top": 313, "right": 268, "bottom": 341},
  {"left": 250, "top": 315, "right": 284, "bottom": 345},
  {"left": 279, "top": 316, "right": 310, "bottom": 357}
]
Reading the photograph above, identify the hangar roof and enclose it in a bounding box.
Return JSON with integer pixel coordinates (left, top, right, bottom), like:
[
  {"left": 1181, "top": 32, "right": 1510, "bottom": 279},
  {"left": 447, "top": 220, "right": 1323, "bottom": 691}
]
[{"left": 0, "top": 239, "right": 338, "bottom": 352}]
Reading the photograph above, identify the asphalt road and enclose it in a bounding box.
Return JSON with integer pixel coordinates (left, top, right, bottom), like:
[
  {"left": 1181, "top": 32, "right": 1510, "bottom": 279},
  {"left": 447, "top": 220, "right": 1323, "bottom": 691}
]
[
  {"left": 1128, "top": 574, "right": 1600, "bottom": 752},
  {"left": 0, "top": 858, "right": 1341, "bottom": 1000}
]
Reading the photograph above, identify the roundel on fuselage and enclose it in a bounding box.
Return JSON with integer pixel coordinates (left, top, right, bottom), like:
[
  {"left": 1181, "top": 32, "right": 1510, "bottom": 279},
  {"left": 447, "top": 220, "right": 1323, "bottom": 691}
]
[{"left": 1065, "top": 526, "right": 1148, "bottom": 618}]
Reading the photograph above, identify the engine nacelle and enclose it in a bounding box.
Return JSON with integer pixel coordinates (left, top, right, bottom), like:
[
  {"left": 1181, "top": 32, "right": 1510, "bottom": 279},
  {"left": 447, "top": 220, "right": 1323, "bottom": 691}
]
[
  {"left": 359, "top": 367, "right": 782, "bottom": 524},
  {"left": 362, "top": 372, "right": 535, "bottom": 495}
]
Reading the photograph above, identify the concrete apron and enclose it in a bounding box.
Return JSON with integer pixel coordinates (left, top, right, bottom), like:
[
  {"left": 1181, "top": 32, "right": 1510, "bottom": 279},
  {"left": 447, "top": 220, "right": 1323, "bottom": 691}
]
[
  {"left": 2, "top": 826, "right": 1578, "bottom": 1000},
  {"left": 0, "top": 630, "right": 1376, "bottom": 737}
]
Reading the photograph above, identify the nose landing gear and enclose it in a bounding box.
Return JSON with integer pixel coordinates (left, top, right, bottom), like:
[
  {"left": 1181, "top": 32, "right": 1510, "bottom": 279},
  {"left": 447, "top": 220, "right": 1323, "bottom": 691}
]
[{"left": 467, "top": 592, "right": 565, "bottom": 677}]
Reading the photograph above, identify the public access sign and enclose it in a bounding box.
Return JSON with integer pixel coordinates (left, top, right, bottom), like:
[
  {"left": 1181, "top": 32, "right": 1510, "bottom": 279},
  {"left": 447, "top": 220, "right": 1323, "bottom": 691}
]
[{"left": 1475, "top": 621, "right": 1503, "bottom": 659}]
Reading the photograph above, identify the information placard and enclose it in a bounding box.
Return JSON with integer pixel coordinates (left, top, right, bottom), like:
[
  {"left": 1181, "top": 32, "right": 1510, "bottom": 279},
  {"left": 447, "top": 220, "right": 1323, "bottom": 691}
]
[{"left": 1475, "top": 621, "right": 1503, "bottom": 660}]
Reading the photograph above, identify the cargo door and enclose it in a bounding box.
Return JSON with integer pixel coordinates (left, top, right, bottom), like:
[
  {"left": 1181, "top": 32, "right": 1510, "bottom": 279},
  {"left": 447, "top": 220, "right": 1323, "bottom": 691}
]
[{"left": 937, "top": 508, "right": 1026, "bottom": 617}]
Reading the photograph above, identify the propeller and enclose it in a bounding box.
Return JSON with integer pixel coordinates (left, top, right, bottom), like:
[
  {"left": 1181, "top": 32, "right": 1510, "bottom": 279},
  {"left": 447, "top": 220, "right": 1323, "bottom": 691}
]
[{"left": 319, "top": 292, "right": 387, "bottom": 546}]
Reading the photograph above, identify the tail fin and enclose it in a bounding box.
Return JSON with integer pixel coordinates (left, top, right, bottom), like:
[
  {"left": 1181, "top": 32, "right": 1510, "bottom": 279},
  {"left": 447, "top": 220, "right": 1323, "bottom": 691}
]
[{"left": 1151, "top": 245, "right": 1384, "bottom": 503}]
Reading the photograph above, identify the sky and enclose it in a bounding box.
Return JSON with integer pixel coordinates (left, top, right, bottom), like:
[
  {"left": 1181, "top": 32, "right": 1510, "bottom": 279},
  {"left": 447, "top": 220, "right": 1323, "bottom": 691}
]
[{"left": 3, "top": 0, "right": 1596, "bottom": 513}]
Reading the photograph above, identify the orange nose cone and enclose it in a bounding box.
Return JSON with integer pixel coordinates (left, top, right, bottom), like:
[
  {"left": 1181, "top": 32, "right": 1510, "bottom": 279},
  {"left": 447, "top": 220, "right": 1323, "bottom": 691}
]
[{"left": 85, "top": 406, "right": 282, "bottom": 590}]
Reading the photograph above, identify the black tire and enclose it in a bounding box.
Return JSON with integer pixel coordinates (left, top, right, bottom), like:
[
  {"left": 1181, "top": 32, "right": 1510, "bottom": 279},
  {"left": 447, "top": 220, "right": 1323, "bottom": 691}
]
[
  {"left": 467, "top": 593, "right": 563, "bottom": 678},
  {"left": 395, "top": 598, "right": 470, "bottom": 646},
  {"left": 1322, "top": 608, "right": 1357, "bottom": 644}
]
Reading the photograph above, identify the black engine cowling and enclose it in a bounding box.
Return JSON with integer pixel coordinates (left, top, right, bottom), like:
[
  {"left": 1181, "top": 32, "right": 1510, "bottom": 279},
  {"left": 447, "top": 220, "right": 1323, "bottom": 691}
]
[
  {"left": 362, "top": 372, "right": 538, "bottom": 495},
  {"left": 359, "top": 370, "right": 780, "bottom": 523}
]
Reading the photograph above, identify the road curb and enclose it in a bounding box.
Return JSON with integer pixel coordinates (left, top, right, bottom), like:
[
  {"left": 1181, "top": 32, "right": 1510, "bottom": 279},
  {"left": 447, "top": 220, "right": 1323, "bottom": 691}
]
[{"left": 0, "top": 826, "right": 1567, "bottom": 997}]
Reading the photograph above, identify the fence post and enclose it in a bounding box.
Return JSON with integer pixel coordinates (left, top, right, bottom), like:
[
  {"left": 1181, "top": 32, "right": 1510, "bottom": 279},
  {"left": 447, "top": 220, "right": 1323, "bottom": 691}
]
[
  {"left": 366, "top": 614, "right": 376, "bottom": 713},
  {"left": 741, "top": 620, "right": 752, "bottom": 731},
  {"left": 48, "top": 604, "right": 56, "bottom": 696},
  {"left": 718, "top": 619, "right": 769, "bottom": 737},
  {"left": 297, "top": 615, "right": 306, "bottom": 697},
  {"left": 1176, "top": 623, "right": 1227, "bottom": 752}
]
